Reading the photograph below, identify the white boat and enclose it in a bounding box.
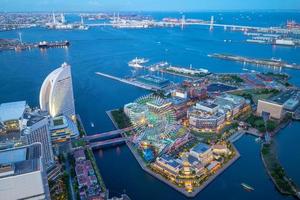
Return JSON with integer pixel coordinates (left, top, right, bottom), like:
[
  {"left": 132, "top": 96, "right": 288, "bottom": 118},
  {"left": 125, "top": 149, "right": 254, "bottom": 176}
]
[
  {"left": 241, "top": 183, "right": 255, "bottom": 191},
  {"left": 128, "top": 57, "right": 149, "bottom": 68},
  {"left": 90, "top": 122, "right": 94, "bottom": 127}
]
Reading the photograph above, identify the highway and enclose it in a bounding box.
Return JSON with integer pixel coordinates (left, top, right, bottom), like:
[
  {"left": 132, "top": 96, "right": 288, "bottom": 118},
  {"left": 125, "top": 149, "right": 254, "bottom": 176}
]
[{"left": 86, "top": 21, "right": 300, "bottom": 35}]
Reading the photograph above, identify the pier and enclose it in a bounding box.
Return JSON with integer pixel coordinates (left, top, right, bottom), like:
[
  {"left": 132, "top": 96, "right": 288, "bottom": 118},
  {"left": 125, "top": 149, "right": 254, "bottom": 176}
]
[
  {"left": 95, "top": 72, "right": 160, "bottom": 91},
  {"left": 209, "top": 53, "right": 300, "bottom": 70},
  {"left": 0, "top": 39, "right": 70, "bottom": 51}
]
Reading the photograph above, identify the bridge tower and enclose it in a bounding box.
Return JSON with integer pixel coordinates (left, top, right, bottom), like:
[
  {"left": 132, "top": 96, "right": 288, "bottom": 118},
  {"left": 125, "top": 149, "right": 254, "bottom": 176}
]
[
  {"left": 18, "top": 32, "right": 22, "bottom": 44},
  {"left": 113, "top": 12, "right": 116, "bottom": 23},
  {"left": 80, "top": 15, "right": 84, "bottom": 25},
  {"left": 52, "top": 12, "right": 56, "bottom": 24},
  {"left": 181, "top": 15, "right": 185, "bottom": 30},
  {"left": 209, "top": 15, "right": 214, "bottom": 31},
  {"left": 61, "top": 13, "right": 65, "bottom": 24}
]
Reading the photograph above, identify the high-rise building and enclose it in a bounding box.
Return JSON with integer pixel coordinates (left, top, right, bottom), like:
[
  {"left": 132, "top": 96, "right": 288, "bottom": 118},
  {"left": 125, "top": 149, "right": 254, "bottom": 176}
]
[
  {"left": 0, "top": 101, "right": 28, "bottom": 148},
  {"left": 23, "top": 110, "right": 54, "bottom": 169},
  {"left": 0, "top": 143, "right": 50, "bottom": 200},
  {"left": 39, "top": 62, "right": 75, "bottom": 119},
  {"left": 0, "top": 101, "right": 27, "bottom": 136},
  {"left": 49, "top": 115, "right": 80, "bottom": 143}
]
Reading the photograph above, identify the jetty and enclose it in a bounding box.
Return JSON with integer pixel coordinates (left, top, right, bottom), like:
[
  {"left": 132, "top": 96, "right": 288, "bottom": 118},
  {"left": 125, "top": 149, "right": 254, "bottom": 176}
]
[
  {"left": 209, "top": 53, "right": 300, "bottom": 70},
  {"left": 95, "top": 72, "right": 162, "bottom": 91},
  {"left": 0, "top": 39, "right": 70, "bottom": 51}
]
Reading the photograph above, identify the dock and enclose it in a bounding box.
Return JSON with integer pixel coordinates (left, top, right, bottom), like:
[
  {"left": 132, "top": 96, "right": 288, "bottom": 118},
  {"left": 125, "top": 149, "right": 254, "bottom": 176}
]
[
  {"left": 95, "top": 72, "right": 159, "bottom": 91},
  {"left": 209, "top": 53, "right": 300, "bottom": 70},
  {"left": 0, "top": 39, "right": 70, "bottom": 51}
]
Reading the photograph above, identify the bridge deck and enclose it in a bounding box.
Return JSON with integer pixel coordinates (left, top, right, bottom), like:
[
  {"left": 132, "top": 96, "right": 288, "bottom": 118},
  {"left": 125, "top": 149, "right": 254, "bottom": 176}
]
[
  {"left": 89, "top": 137, "right": 127, "bottom": 149},
  {"left": 85, "top": 127, "right": 132, "bottom": 141}
]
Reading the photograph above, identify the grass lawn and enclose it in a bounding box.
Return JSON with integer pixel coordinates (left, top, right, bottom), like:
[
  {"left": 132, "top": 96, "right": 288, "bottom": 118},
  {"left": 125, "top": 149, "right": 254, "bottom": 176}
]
[
  {"left": 111, "top": 108, "right": 131, "bottom": 129},
  {"left": 262, "top": 143, "right": 296, "bottom": 195},
  {"left": 230, "top": 88, "right": 279, "bottom": 104}
]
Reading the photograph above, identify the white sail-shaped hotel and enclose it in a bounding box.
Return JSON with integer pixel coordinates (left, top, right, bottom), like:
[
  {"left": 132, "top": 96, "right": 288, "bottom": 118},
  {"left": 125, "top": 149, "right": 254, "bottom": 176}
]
[{"left": 39, "top": 62, "right": 75, "bottom": 119}]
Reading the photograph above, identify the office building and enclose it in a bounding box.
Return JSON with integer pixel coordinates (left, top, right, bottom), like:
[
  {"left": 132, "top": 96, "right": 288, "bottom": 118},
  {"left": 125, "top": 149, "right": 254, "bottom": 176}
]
[
  {"left": 257, "top": 100, "right": 285, "bottom": 120},
  {"left": 188, "top": 101, "right": 226, "bottom": 132},
  {"left": 188, "top": 94, "right": 247, "bottom": 132},
  {"left": 0, "top": 143, "right": 50, "bottom": 200},
  {"left": 0, "top": 101, "right": 27, "bottom": 135},
  {"left": 257, "top": 90, "right": 300, "bottom": 120},
  {"left": 23, "top": 110, "right": 54, "bottom": 169}
]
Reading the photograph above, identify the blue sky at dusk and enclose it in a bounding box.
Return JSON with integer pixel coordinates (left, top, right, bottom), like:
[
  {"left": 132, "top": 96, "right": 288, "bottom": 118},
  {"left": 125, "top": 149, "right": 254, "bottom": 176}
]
[{"left": 1, "top": 0, "right": 300, "bottom": 12}]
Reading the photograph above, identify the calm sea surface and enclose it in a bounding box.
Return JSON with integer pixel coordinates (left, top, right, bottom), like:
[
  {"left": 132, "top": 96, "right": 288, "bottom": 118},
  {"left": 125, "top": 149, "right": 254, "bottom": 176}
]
[{"left": 0, "top": 12, "right": 299, "bottom": 200}]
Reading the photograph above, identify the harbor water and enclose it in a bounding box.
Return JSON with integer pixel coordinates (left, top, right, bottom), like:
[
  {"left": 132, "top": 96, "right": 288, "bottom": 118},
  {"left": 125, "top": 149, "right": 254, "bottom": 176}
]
[{"left": 0, "top": 12, "right": 299, "bottom": 199}]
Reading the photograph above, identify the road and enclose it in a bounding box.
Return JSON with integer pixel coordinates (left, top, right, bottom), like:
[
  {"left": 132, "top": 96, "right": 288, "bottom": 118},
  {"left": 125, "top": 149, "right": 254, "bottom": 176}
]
[{"left": 64, "top": 153, "right": 76, "bottom": 200}]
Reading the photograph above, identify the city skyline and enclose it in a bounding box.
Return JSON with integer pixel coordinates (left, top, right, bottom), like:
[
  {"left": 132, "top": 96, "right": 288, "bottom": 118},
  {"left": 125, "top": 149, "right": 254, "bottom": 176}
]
[{"left": 1, "top": 0, "right": 300, "bottom": 12}]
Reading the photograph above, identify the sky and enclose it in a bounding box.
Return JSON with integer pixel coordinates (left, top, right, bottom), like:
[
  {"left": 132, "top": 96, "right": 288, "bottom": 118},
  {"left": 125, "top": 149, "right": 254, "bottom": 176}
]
[{"left": 1, "top": 0, "right": 300, "bottom": 12}]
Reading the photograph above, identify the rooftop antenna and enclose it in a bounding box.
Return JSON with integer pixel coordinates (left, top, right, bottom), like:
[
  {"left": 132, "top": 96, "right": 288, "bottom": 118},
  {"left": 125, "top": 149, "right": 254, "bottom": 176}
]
[
  {"left": 81, "top": 15, "right": 84, "bottom": 25},
  {"left": 61, "top": 13, "right": 65, "bottom": 24},
  {"left": 52, "top": 12, "right": 56, "bottom": 24}
]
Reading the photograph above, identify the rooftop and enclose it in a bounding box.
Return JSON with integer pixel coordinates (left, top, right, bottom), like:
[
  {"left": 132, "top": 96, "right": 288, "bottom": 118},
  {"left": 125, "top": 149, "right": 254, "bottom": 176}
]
[
  {"left": 191, "top": 143, "right": 211, "bottom": 154},
  {"left": 197, "top": 101, "right": 219, "bottom": 109},
  {"left": 24, "top": 110, "right": 48, "bottom": 127},
  {"left": 271, "top": 90, "right": 300, "bottom": 105},
  {"left": 0, "top": 143, "right": 42, "bottom": 178},
  {"left": 0, "top": 101, "right": 27, "bottom": 122},
  {"left": 168, "top": 97, "right": 188, "bottom": 106},
  {"left": 160, "top": 154, "right": 181, "bottom": 169},
  {"left": 50, "top": 115, "right": 67, "bottom": 129}
]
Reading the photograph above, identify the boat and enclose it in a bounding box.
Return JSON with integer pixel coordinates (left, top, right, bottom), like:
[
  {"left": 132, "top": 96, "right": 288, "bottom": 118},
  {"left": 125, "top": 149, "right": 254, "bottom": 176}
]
[
  {"left": 90, "top": 122, "right": 94, "bottom": 127},
  {"left": 128, "top": 57, "right": 149, "bottom": 68},
  {"left": 241, "top": 183, "right": 254, "bottom": 191}
]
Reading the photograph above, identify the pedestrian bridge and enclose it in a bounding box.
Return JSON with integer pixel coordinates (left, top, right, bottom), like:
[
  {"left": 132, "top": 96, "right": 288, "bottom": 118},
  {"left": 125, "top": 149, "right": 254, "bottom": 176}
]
[
  {"left": 84, "top": 127, "right": 132, "bottom": 141},
  {"left": 89, "top": 137, "right": 127, "bottom": 150}
]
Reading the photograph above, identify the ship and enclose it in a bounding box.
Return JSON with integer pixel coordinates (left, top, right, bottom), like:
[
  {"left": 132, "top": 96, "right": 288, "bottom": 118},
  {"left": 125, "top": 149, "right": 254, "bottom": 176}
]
[
  {"left": 241, "top": 183, "right": 254, "bottom": 191},
  {"left": 37, "top": 40, "right": 70, "bottom": 48},
  {"left": 128, "top": 57, "right": 149, "bottom": 68}
]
